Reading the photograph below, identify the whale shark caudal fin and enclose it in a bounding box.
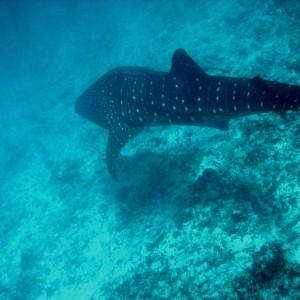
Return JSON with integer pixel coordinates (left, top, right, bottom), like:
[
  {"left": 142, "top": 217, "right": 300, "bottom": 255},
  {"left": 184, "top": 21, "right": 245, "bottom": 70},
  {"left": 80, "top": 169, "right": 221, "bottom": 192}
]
[{"left": 106, "top": 123, "right": 143, "bottom": 181}]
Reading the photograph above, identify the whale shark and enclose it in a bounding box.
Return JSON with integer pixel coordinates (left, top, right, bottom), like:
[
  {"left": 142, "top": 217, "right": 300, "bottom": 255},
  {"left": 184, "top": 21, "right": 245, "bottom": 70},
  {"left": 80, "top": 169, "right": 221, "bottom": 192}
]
[{"left": 75, "top": 48, "right": 300, "bottom": 181}]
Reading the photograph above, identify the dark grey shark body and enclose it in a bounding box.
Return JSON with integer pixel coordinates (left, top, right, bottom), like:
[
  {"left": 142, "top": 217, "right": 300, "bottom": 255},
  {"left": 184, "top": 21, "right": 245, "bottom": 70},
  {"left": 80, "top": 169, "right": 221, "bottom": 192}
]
[{"left": 75, "top": 49, "right": 300, "bottom": 180}]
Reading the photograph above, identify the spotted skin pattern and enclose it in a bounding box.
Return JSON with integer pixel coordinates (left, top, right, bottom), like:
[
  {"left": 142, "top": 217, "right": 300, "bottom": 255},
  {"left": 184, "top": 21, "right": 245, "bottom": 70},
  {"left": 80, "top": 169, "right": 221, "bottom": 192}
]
[{"left": 75, "top": 49, "right": 300, "bottom": 180}]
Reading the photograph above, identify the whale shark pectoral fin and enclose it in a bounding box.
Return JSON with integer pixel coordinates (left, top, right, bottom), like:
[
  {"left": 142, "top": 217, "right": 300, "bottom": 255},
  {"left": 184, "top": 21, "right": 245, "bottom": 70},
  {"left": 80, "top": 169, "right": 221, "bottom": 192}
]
[
  {"left": 106, "top": 123, "right": 143, "bottom": 181},
  {"left": 171, "top": 48, "right": 209, "bottom": 78}
]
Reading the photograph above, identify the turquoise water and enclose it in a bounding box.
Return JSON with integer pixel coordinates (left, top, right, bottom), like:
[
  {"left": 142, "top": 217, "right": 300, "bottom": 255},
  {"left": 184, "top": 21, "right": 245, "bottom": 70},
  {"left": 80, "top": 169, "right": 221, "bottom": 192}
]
[{"left": 1, "top": 0, "right": 300, "bottom": 299}]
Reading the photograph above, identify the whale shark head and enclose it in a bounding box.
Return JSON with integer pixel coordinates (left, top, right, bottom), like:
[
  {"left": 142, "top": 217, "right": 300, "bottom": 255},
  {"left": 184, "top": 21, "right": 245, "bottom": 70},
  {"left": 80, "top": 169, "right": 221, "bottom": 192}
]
[{"left": 75, "top": 75, "right": 116, "bottom": 130}]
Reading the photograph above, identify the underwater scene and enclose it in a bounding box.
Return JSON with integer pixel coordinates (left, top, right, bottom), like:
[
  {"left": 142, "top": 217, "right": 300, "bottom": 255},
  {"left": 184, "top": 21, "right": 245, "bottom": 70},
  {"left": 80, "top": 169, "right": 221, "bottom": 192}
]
[{"left": 1, "top": 0, "right": 300, "bottom": 299}]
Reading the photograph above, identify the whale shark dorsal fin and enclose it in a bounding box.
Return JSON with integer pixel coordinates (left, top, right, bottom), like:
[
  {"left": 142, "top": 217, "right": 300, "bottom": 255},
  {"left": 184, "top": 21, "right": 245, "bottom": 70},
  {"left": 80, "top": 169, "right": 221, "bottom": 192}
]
[
  {"left": 106, "top": 123, "right": 142, "bottom": 181},
  {"left": 170, "top": 48, "right": 208, "bottom": 78}
]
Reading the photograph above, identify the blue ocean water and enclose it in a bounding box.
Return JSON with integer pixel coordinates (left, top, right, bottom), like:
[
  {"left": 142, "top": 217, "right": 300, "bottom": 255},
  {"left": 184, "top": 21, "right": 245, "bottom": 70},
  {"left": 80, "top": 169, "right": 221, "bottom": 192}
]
[{"left": 1, "top": 0, "right": 300, "bottom": 299}]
